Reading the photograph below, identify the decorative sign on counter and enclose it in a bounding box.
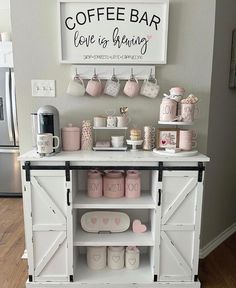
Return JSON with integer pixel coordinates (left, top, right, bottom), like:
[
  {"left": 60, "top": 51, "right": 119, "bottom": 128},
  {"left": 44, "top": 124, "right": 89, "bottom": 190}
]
[{"left": 58, "top": 0, "right": 169, "bottom": 64}]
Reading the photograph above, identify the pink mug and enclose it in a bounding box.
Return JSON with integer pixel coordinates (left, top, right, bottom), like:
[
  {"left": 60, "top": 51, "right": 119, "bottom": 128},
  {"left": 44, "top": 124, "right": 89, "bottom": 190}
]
[
  {"left": 179, "top": 130, "right": 197, "bottom": 151},
  {"left": 86, "top": 74, "right": 102, "bottom": 97},
  {"left": 123, "top": 78, "right": 139, "bottom": 97}
]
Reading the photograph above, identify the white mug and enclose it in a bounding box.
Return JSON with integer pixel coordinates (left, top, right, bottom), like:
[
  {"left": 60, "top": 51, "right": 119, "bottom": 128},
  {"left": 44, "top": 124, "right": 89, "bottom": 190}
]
[
  {"left": 104, "top": 79, "right": 120, "bottom": 97},
  {"left": 37, "top": 133, "right": 60, "bottom": 154},
  {"left": 107, "top": 116, "right": 117, "bottom": 127},
  {"left": 116, "top": 115, "right": 130, "bottom": 128},
  {"left": 66, "top": 76, "right": 85, "bottom": 97},
  {"left": 140, "top": 79, "right": 160, "bottom": 98},
  {"left": 94, "top": 116, "right": 107, "bottom": 127}
]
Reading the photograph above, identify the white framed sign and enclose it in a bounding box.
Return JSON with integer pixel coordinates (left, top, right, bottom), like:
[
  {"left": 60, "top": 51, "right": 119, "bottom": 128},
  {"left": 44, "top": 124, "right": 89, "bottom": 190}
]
[{"left": 58, "top": 0, "right": 169, "bottom": 64}]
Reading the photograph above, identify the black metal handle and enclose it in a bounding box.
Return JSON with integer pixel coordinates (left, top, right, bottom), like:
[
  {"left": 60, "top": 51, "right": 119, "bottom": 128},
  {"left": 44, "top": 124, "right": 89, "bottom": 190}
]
[
  {"left": 158, "top": 189, "right": 162, "bottom": 206},
  {"left": 67, "top": 189, "right": 70, "bottom": 206}
]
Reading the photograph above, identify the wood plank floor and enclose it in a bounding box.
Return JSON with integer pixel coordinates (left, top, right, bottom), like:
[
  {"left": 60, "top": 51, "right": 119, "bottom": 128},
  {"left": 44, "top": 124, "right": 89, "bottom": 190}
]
[{"left": 0, "top": 198, "right": 235, "bottom": 287}]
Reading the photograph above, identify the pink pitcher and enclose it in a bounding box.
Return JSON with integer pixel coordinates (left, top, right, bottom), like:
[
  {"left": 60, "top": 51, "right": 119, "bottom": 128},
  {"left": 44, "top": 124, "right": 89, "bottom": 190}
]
[
  {"left": 103, "top": 171, "right": 124, "bottom": 198},
  {"left": 125, "top": 170, "right": 141, "bottom": 198},
  {"left": 87, "top": 170, "right": 103, "bottom": 198}
]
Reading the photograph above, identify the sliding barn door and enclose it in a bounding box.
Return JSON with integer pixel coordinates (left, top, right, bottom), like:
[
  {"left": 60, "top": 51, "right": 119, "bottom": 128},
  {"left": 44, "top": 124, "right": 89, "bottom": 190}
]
[
  {"left": 159, "top": 171, "right": 203, "bottom": 282},
  {"left": 24, "top": 170, "right": 73, "bottom": 282}
]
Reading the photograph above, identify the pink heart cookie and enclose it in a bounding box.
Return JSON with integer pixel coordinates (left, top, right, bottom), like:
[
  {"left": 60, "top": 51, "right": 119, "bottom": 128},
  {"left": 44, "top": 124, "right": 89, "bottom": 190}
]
[{"left": 132, "top": 219, "right": 147, "bottom": 233}]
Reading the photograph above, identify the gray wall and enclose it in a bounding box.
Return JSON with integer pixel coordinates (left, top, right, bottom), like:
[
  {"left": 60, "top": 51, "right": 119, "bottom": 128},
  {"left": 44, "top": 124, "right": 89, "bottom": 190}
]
[
  {"left": 0, "top": 0, "right": 11, "bottom": 34},
  {"left": 201, "top": 0, "right": 236, "bottom": 247},
  {"left": 11, "top": 0, "right": 215, "bottom": 154}
]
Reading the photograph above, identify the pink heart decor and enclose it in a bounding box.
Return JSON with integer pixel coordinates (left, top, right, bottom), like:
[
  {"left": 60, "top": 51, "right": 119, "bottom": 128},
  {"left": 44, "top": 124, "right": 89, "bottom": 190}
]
[
  {"left": 161, "top": 140, "right": 167, "bottom": 145},
  {"left": 132, "top": 219, "right": 147, "bottom": 233},
  {"left": 91, "top": 218, "right": 97, "bottom": 224},
  {"left": 103, "top": 218, "right": 109, "bottom": 225}
]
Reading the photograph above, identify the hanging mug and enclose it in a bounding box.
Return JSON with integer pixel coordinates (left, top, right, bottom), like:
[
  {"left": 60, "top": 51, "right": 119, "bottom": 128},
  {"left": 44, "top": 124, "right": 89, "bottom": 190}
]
[
  {"left": 66, "top": 74, "right": 85, "bottom": 97},
  {"left": 104, "top": 72, "right": 120, "bottom": 97},
  {"left": 86, "top": 71, "right": 103, "bottom": 97},
  {"left": 123, "top": 71, "right": 139, "bottom": 97},
  {"left": 140, "top": 78, "right": 160, "bottom": 99}
]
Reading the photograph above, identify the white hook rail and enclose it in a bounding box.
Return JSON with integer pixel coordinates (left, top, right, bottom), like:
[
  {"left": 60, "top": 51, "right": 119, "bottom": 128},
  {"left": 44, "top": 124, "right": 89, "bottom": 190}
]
[{"left": 72, "top": 65, "right": 156, "bottom": 80}]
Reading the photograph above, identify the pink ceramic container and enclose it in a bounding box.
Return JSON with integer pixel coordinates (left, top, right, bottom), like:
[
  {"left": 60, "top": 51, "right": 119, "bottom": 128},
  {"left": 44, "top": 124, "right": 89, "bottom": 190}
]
[
  {"left": 159, "top": 98, "right": 177, "bottom": 122},
  {"left": 87, "top": 170, "right": 103, "bottom": 198},
  {"left": 125, "top": 170, "right": 141, "bottom": 198},
  {"left": 62, "top": 123, "right": 80, "bottom": 151},
  {"left": 103, "top": 171, "right": 124, "bottom": 198}
]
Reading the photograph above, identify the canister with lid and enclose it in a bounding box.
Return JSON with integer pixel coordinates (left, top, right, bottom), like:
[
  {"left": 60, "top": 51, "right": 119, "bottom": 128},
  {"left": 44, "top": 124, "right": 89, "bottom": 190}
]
[
  {"left": 108, "top": 246, "right": 125, "bottom": 269},
  {"left": 87, "top": 170, "right": 103, "bottom": 198},
  {"left": 87, "top": 246, "right": 106, "bottom": 270},
  {"left": 62, "top": 123, "right": 80, "bottom": 151},
  {"left": 103, "top": 171, "right": 124, "bottom": 198},
  {"left": 125, "top": 170, "right": 141, "bottom": 198},
  {"left": 159, "top": 98, "right": 177, "bottom": 122}
]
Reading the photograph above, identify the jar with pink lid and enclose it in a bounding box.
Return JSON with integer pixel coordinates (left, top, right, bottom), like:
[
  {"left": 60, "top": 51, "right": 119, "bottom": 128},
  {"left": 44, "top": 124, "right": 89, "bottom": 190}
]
[
  {"left": 61, "top": 123, "right": 80, "bottom": 151},
  {"left": 87, "top": 170, "right": 103, "bottom": 198},
  {"left": 103, "top": 171, "right": 124, "bottom": 198},
  {"left": 125, "top": 170, "right": 141, "bottom": 198}
]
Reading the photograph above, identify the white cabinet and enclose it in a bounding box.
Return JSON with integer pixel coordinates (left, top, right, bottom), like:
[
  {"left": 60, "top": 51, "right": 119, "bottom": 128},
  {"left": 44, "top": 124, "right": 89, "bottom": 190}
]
[
  {"left": 23, "top": 169, "right": 73, "bottom": 282},
  {"left": 20, "top": 151, "right": 209, "bottom": 287},
  {"left": 158, "top": 171, "right": 202, "bottom": 282}
]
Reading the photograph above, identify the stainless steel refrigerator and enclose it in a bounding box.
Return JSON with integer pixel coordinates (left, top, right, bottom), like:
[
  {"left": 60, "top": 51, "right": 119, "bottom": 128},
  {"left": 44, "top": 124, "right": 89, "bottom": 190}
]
[{"left": 0, "top": 67, "right": 21, "bottom": 196}]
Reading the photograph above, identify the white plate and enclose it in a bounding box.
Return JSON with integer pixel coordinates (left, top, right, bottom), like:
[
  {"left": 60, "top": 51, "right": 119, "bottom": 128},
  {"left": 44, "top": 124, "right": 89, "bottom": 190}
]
[{"left": 153, "top": 149, "right": 198, "bottom": 157}]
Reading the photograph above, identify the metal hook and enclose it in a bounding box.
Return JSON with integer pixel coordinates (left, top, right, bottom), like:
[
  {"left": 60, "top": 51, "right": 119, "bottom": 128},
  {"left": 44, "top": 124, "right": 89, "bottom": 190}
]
[
  {"left": 113, "top": 67, "right": 115, "bottom": 77},
  {"left": 131, "top": 68, "right": 135, "bottom": 80},
  {"left": 76, "top": 68, "right": 78, "bottom": 75},
  {"left": 94, "top": 68, "right": 96, "bottom": 76}
]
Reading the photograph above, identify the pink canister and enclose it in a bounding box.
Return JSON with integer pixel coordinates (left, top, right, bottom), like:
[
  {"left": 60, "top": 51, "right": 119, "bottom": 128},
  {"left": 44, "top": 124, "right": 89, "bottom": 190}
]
[
  {"left": 87, "top": 170, "right": 103, "bottom": 198},
  {"left": 125, "top": 170, "right": 141, "bottom": 198},
  {"left": 159, "top": 98, "right": 177, "bottom": 122},
  {"left": 62, "top": 123, "right": 80, "bottom": 151},
  {"left": 103, "top": 171, "right": 124, "bottom": 198}
]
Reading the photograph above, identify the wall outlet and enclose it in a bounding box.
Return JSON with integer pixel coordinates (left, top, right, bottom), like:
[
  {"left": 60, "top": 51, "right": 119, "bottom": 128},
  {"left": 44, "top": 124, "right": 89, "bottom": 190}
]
[{"left": 31, "top": 80, "right": 56, "bottom": 97}]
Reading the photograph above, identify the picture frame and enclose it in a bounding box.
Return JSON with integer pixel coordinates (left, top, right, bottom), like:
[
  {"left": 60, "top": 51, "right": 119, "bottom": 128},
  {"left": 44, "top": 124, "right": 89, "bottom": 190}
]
[
  {"left": 58, "top": 0, "right": 169, "bottom": 64},
  {"left": 157, "top": 128, "right": 179, "bottom": 149}
]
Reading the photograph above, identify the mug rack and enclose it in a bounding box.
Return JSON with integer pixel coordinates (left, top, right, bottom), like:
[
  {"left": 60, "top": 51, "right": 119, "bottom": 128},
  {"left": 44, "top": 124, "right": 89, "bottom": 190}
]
[{"left": 71, "top": 65, "right": 156, "bottom": 80}]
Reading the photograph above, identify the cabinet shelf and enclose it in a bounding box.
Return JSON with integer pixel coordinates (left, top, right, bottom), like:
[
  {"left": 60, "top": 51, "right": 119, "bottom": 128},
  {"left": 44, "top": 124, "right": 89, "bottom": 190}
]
[
  {"left": 74, "top": 254, "right": 152, "bottom": 284},
  {"left": 74, "top": 226, "right": 154, "bottom": 246},
  {"left": 73, "top": 191, "right": 156, "bottom": 209}
]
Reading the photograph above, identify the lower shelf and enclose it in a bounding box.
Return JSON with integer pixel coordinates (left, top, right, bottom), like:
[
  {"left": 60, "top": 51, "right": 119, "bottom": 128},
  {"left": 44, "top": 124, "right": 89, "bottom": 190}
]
[{"left": 75, "top": 254, "right": 152, "bottom": 284}]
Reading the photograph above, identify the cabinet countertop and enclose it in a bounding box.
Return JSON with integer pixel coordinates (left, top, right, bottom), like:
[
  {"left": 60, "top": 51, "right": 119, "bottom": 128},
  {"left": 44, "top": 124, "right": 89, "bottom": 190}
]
[{"left": 18, "top": 150, "right": 210, "bottom": 164}]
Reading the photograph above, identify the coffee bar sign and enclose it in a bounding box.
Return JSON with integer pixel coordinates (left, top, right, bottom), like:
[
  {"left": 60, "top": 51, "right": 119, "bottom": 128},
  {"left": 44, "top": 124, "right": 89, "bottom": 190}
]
[{"left": 58, "top": 0, "right": 169, "bottom": 64}]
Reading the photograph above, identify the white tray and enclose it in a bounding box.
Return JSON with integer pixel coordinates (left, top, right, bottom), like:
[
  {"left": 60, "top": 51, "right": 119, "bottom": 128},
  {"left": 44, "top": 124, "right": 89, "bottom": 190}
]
[
  {"left": 81, "top": 211, "right": 130, "bottom": 233},
  {"left": 93, "top": 146, "right": 127, "bottom": 151},
  {"left": 153, "top": 148, "right": 198, "bottom": 157}
]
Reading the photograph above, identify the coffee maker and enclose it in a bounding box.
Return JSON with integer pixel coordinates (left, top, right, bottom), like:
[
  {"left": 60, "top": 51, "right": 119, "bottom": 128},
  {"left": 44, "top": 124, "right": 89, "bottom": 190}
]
[{"left": 37, "top": 105, "right": 61, "bottom": 153}]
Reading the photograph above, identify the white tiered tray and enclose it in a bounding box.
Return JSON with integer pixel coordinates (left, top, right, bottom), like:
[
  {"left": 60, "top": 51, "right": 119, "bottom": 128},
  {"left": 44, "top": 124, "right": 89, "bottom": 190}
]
[
  {"left": 153, "top": 148, "right": 198, "bottom": 157},
  {"left": 158, "top": 121, "right": 194, "bottom": 125},
  {"left": 126, "top": 139, "right": 143, "bottom": 151}
]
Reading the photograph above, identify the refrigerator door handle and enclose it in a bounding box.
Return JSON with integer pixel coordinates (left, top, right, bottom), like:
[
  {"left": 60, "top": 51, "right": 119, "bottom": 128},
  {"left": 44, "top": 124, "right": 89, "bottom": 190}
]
[
  {"left": 11, "top": 71, "right": 19, "bottom": 145},
  {"left": 5, "top": 70, "right": 14, "bottom": 143}
]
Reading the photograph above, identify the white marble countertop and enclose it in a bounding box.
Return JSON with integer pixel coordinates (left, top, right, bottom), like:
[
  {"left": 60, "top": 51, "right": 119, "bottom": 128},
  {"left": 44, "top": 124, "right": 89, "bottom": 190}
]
[{"left": 18, "top": 150, "right": 210, "bottom": 165}]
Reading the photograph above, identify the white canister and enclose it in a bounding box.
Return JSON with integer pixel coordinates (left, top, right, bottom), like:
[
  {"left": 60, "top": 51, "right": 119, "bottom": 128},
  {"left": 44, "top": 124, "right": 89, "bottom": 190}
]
[
  {"left": 159, "top": 98, "right": 177, "bottom": 122},
  {"left": 87, "top": 246, "right": 106, "bottom": 270},
  {"left": 108, "top": 246, "right": 124, "bottom": 270},
  {"left": 125, "top": 246, "right": 140, "bottom": 270},
  {"left": 107, "top": 116, "right": 117, "bottom": 127},
  {"left": 94, "top": 116, "right": 107, "bottom": 127}
]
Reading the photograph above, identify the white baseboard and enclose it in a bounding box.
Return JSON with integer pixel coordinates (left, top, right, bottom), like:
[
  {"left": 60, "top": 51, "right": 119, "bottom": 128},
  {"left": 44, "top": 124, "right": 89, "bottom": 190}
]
[{"left": 200, "top": 222, "right": 236, "bottom": 259}]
